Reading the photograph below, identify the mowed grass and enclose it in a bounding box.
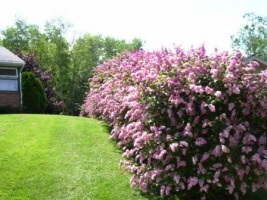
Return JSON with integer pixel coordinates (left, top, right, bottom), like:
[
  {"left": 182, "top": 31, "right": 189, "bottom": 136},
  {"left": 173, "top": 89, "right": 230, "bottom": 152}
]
[{"left": 0, "top": 114, "right": 148, "bottom": 200}]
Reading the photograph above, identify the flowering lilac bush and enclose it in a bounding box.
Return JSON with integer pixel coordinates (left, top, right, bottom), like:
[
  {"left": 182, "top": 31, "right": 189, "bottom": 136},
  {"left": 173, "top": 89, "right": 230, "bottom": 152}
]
[{"left": 82, "top": 47, "right": 267, "bottom": 199}]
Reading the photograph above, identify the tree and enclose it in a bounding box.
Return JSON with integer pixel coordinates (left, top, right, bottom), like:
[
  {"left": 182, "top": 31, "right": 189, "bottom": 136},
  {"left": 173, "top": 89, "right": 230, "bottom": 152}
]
[
  {"left": 44, "top": 18, "right": 72, "bottom": 113},
  {"left": 22, "top": 72, "right": 48, "bottom": 113},
  {"left": 1, "top": 17, "right": 143, "bottom": 115},
  {"left": 1, "top": 19, "right": 30, "bottom": 53},
  {"left": 103, "top": 37, "right": 142, "bottom": 60},
  {"left": 69, "top": 34, "right": 103, "bottom": 115},
  {"left": 1, "top": 19, "right": 51, "bottom": 66},
  {"left": 231, "top": 13, "right": 267, "bottom": 60}
]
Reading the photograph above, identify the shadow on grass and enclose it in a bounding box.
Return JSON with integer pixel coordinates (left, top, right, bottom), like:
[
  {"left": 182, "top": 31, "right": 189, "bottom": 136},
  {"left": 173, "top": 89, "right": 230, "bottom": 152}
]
[{"left": 139, "top": 188, "right": 267, "bottom": 200}]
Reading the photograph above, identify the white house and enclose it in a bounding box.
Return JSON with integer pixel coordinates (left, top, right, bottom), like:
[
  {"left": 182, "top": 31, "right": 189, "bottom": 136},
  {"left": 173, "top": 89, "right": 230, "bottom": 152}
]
[{"left": 0, "top": 46, "right": 25, "bottom": 109}]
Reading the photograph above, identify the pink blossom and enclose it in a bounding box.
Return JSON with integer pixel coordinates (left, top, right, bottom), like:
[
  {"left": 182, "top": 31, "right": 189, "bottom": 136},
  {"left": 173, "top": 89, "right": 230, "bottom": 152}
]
[
  {"left": 205, "top": 86, "right": 214, "bottom": 94},
  {"left": 200, "top": 101, "right": 207, "bottom": 114},
  {"left": 220, "top": 128, "right": 230, "bottom": 138},
  {"left": 169, "top": 143, "right": 179, "bottom": 152},
  {"left": 240, "top": 182, "right": 247, "bottom": 194},
  {"left": 242, "top": 146, "right": 252, "bottom": 154},
  {"left": 208, "top": 104, "right": 216, "bottom": 112},
  {"left": 213, "top": 145, "right": 222, "bottom": 157},
  {"left": 199, "top": 179, "right": 204, "bottom": 187},
  {"left": 160, "top": 186, "right": 165, "bottom": 196},
  {"left": 228, "top": 103, "right": 235, "bottom": 111},
  {"left": 252, "top": 183, "right": 260, "bottom": 192},
  {"left": 158, "top": 150, "right": 167, "bottom": 160},
  {"left": 188, "top": 177, "right": 198, "bottom": 190},
  {"left": 165, "top": 185, "right": 171, "bottom": 195},
  {"left": 184, "top": 123, "right": 193, "bottom": 137},
  {"left": 252, "top": 153, "right": 261, "bottom": 163},
  {"left": 261, "top": 159, "right": 267, "bottom": 170},
  {"left": 193, "top": 85, "right": 204, "bottom": 94},
  {"left": 221, "top": 145, "right": 230, "bottom": 153},
  {"left": 177, "top": 161, "right": 186, "bottom": 168},
  {"left": 226, "top": 185, "right": 234, "bottom": 194},
  {"left": 241, "top": 155, "right": 246, "bottom": 164},
  {"left": 179, "top": 141, "right": 188, "bottom": 147},
  {"left": 192, "top": 156, "right": 198, "bottom": 165},
  {"left": 200, "top": 153, "right": 210, "bottom": 163},
  {"left": 195, "top": 137, "right": 207, "bottom": 146},
  {"left": 200, "top": 184, "right": 209, "bottom": 192},
  {"left": 188, "top": 72, "right": 196, "bottom": 81},
  {"left": 232, "top": 85, "right": 241, "bottom": 94},
  {"left": 173, "top": 174, "right": 180, "bottom": 184},
  {"left": 214, "top": 91, "right": 222, "bottom": 98},
  {"left": 181, "top": 149, "right": 187, "bottom": 155},
  {"left": 258, "top": 135, "right": 266, "bottom": 145},
  {"left": 210, "top": 68, "right": 219, "bottom": 78},
  {"left": 236, "top": 168, "right": 245, "bottom": 181},
  {"left": 194, "top": 116, "right": 200, "bottom": 123},
  {"left": 213, "top": 171, "right": 220, "bottom": 183}
]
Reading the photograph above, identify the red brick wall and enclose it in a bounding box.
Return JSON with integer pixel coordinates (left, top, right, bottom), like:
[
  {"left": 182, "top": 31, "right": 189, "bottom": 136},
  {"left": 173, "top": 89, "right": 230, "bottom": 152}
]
[{"left": 0, "top": 91, "right": 21, "bottom": 108}]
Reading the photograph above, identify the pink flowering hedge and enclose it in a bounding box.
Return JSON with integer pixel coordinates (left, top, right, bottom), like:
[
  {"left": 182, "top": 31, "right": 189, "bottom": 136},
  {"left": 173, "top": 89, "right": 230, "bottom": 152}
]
[{"left": 82, "top": 47, "right": 267, "bottom": 199}]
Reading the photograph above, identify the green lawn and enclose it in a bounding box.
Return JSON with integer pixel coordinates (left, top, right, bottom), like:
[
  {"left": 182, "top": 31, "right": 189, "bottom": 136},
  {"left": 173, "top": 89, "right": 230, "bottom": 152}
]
[{"left": 0, "top": 114, "right": 148, "bottom": 200}]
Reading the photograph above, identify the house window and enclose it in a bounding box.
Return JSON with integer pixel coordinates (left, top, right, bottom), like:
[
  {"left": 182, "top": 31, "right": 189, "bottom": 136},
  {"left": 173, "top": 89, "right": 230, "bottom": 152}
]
[
  {"left": 0, "top": 68, "right": 17, "bottom": 77},
  {"left": 0, "top": 79, "right": 18, "bottom": 91},
  {"left": 0, "top": 68, "right": 18, "bottom": 91}
]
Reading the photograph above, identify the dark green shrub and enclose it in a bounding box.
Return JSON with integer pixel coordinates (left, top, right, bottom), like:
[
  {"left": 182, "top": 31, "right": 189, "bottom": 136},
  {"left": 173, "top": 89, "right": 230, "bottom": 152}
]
[
  {"left": 0, "top": 106, "right": 21, "bottom": 114},
  {"left": 22, "top": 72, "right": 47, "bottom": 113},
  {"left": 18, "top": 53, "right": 64, "bottom": 114}
]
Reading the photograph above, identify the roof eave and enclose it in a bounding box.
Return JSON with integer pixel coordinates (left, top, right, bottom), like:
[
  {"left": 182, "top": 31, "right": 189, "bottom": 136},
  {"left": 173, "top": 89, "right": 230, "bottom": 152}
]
[
  {"left": 0, "top": 60, "right": 25, "bottom": 67},
  {"left": 244, "top": 56, "right": 267, "bottom": 66}
]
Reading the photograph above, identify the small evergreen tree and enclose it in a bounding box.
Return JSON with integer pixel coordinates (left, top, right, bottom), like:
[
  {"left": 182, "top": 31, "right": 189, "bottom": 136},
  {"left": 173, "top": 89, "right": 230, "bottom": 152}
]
[{"left": 22, "top": 72, "right": 47, "bottom": 113}]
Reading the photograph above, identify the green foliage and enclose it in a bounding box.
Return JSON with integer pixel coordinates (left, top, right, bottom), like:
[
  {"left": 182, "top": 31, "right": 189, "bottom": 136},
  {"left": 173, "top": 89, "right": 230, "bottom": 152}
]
[
  {"left": 1, "top": 19, "right": 30, "bottom": 53},
  {"left": 103, "top": 36, "right": 142, "bottom": 60},
  {"left": 22, "top": 72, "right": 47, "bottom": 113},
  {"left": 44, "top": 18, "right": 72, "bottom": 112},
  {"left": 231, "top": 13, "right": 267, "bottom": 59},
  {"left": 1, "top": 17, "right": 143, "bottom": 115},
  {"left": 19, "top": 53, "right": 64, "bottom": 114}
]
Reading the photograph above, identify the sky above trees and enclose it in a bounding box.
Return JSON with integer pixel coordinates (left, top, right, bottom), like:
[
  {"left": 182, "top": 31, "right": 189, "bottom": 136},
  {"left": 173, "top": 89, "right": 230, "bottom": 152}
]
[{"left": 1, "top": 0, "right": 266, "bottom": 53}]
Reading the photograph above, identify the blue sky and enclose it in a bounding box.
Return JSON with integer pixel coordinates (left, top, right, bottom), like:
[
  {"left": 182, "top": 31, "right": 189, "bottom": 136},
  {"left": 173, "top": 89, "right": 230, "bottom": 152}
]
[{"left": 1, "top": 0, "right": 266, "bottom": 54}]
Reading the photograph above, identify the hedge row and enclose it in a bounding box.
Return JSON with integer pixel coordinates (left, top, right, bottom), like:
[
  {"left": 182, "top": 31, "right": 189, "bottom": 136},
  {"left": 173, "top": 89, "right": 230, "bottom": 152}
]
[{"left": 82, "top": 47, "right": 267, "bottom": 199}]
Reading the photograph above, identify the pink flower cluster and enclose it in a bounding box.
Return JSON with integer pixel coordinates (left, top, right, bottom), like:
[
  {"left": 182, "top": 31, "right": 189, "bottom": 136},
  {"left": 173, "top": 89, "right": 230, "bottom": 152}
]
[{"left": 82, "top": 46, "right": 267, "bottom": 199}]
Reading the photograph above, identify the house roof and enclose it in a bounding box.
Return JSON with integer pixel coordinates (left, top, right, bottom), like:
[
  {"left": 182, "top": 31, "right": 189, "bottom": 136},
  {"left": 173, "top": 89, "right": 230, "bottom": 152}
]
[
  {"left": 243, "top": 55, "right": 267, "bottom": 73},
  {"left": 0, "top": 46, "right": 25, "bottom": 67}
]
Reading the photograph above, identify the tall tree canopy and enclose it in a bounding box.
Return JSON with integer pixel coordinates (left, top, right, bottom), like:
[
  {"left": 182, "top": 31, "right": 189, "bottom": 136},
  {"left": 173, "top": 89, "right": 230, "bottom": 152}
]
[
  {"left": 231, "top": 13, "right": 267, "bottom": 60},
  {"left": 0, "top": 18, "right": 143, "bottom": 115}
]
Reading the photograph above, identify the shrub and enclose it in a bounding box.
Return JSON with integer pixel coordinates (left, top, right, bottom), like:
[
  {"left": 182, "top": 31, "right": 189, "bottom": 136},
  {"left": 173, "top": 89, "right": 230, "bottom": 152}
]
[
  {"left": 22, "top": 72, "right": 48, "bottom": 113},
  {"left": 82, "top": 47, "right": 267, "bottom": 199},
  {"left": 18, "top": 53, "right": 64, "bottom": 114},
  {"left": 0, "top": 106, "right": 21, "bottom": 114}
]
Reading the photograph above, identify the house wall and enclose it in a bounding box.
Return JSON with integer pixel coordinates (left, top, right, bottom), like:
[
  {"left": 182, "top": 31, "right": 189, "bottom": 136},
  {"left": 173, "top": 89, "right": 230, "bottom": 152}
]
[{"left": 0, "top": 91, "right": 21, "bottom": 108}]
